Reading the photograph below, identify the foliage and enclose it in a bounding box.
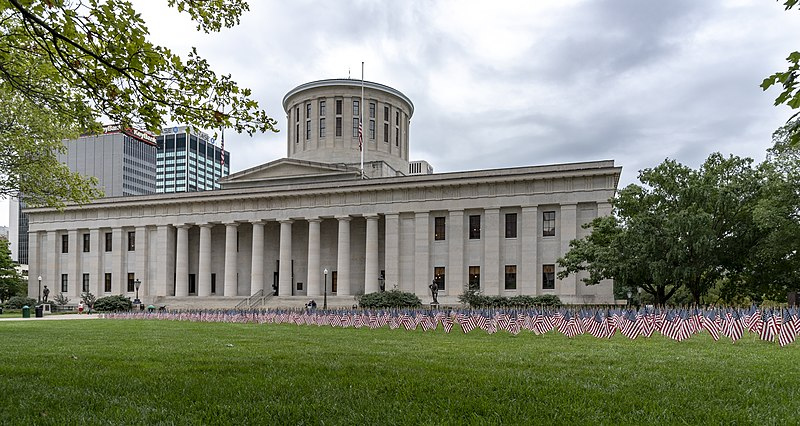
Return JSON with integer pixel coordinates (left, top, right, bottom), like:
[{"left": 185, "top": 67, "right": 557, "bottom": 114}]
[
  {"left": 761, "top": 1, "right": 800, "bottom": 145},
  {"left": 0, "top": 1, "right": 277, "bottom": 208},
  {"left": 0, "top": 239, "right": 25, "bottom": 303},
  {"left": 81, "top": 292, "right": 97, "bottom": 311},
  {"left": 53, "top": 293, "right": 70, "bottom": 306},
  {"left": 93, "top": 295, "right": 131, "bottom": 312},
  {"left": 458, "top": 289, "right": 562, "bottom": 307},
  {"left": 0, "top": 321, "right": 797, "bottom": 424},
  {"left": 358, "top": 289, "right": 422, "bottom": 309},
  {"left": 4, "top": 296, "right": 36, "bottom": 309},
  {"left": 559, "top": 153, "right": 763, "bottom": 305}
]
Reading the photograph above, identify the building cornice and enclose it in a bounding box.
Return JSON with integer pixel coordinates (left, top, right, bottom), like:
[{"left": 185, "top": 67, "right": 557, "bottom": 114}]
[{"left": 282, "top": 79, "right": 414, "bottom": 116}]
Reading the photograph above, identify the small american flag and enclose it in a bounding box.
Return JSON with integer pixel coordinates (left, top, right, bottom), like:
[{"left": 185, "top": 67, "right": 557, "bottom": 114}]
[{"left": 358, "top": 120, "right": 363, "bottom": 151}]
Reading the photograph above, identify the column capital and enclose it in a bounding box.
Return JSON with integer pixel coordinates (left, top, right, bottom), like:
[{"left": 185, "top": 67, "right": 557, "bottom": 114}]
[
  {"left": 223, "top": 222, "right": 239, "bottom": 228},
  {"left": 175, "top": 224, "right": 192, "bottom": 229},
  {"left": 198, "top": 223, "right": 214, "bottom": 229},
  {"left": 335, "top": 215, "right": 352, "bottom": 222},
  {"left": 364, "top": 214, "right": 379, "bottom": 220},
  {"left": 250, "top": 220, "right": 265, "bottom": 226},
  {"left": 522, "top": 205, "right": 539, "bottom": 212},
  {"left": 560, "top": 203, "right": 578, "bottom": 210},
  {"left": 278, "top": 219, "right": 294, "bottom": 225},
  {"left": 307, "top": 217, "right": 322, "bottom": 223}
]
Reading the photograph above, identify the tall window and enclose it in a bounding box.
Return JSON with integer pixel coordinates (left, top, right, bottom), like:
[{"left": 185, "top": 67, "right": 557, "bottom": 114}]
[
  {"left": 543, "top": 264, "right": 555, "bottom": 289},
  {"left": 369, "top": 102, "right": 376, "bottom": 118},
  {"left": 295, "top": 122, "right": 299, "bottom": 143},
  {"left": 352, "top": 100, "right": 359, "bottom": 117},
  {"left": 352, "top": 118, "right": 360, "bottom": 137},
  {"left": 61, "top": 274, "right": 68, "bottom": 292},
  {"left": 104, "top": 273, "right": 112, "bottom": 292},
  {"left": 468, "top": 266, "right": 480, "bottom": 290},
  {"left": 505, "top": 265, "right": 517, "bottom": 290},
  {"left": 127, "top": 273, "right": 135, "bottom": 292},
  {"left": 83, "top": 233, "right": 90, "bottom": 252},
  {"left": 383, "top": 123, "right": 389, "bottom": 142},
  {"left": 434, "top": 217, "right": 446, "bottom": 241},
  {"left": 61, "top": 235, "right": 69, "bottom": 253},
  {"left": 543, "top": 211, "right": 556, "bottom": 237},
  {"left": 469, "top": 215, "right": 481, "bottom": 239},
  {"left": 434, "top": 266, "right": 446, "bottom": 290},
  {"left": 369, "top": 120, "right": 375, "bottom": 139},
  {"left": 384, "top": 105, "right": 389, "bottom": 121},
  {"left": 306, "top": 102, "right": 311, "bottom": 119},
  {"left": 335, "top": 99, "right": 343, "bottom": 115},
  {"left": 335, "top": 117, "right": 342, "bottom": 137},
  {"left": 319, "top": 118, "right": 326, "bottom": 138},
  {"left": 306, "top": 119, "right": 311, "bottom": 140},
  {"left": 82, "top": 273, "right": 90, "bottom": 292},
  {"left": 319, "top": 100, "right": 326, "bottom": 116},
  {"left": 105, "top": 232, "right": 112, "bottom": 252},
  {"left": 128, "top": 231, "right": 135, "bottom": 251},
  {"left": 505, "top": 213, "right": 517, "bottom": 238}
]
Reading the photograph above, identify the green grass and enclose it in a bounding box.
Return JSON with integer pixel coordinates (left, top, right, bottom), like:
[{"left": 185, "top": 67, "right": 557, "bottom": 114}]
[{"left": 0, "top": 319, "right": 797, "bottom": 425}]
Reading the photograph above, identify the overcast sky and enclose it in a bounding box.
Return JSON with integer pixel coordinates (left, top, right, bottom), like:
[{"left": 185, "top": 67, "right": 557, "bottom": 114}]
[{"left": 2, "top": 0, "right": 800, "bottom": 227}]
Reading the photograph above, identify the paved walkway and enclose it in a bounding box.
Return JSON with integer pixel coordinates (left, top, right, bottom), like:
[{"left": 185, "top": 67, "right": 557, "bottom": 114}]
[{"left": 0, "top": 314, "right": 101, "bottom": 322}]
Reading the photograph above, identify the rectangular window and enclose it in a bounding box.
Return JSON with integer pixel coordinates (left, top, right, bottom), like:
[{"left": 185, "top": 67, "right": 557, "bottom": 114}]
[
  {"left": 434, "top": 217, "right": 446, "bottom": 241},
  {"left": 469, "top": 215, "right": 481, "bottom": 239},
  {"left": 61, "top": 235, "right": 69, "bottom": 253},
  {"left": 306, "top": 120, "right": 311, "bottom": 140},
  {"left": 434, "top": 266, "right": 446, "bottom": 291},
  {"left": 353, "top": 100, "right": 360, "bottom": 117},
  {"left": 295, "top": 123, "right": 299, "bottom": 143},
  {"left": 105, "top": 232, "right": 112, "bottom": 252},
  {"left": 104, "top": 273, "right": 112, "bottom": 292},
  {"left": 543, "top": 264, "right": 555, "bottom": 289},
  {"left": 61, "top": 274, "right": 68, "bottom": 293},
  {"left": 369, "top": 120, "right": 375, "bottom": 139},
  {"left": 211, "top": 273, "right": 217, "bottom": 294},
  {"left": 505, "top": 265, "right": 517, "bottom": 290},
  {"left": 319, "top": 100, "right": 326, "bottom": 116},
  {"left": 543, "top": 211, "right": 556, "bottom": 237},
  {"left": 383, "top": 123, "right": 389, "bottom": 142},
  {"left": 396, "top": 111, "right": 400, "bottom": 125},
  {"left": 127, "top": 273, "right": 135, "bottom": 292},
  {"left": 306, "top": 102, "right": 311, "bottom": 119},
  {"left": 83, "top": 233, "right": 90, "bottom": 252},
  {"left": 468, "top": 266, "right": 480, "bottom": 291},
  {"left": 319, "top": 118, "right": 326, "bottom": 138},
  {"left": 335, "top": 99, "right": 343, "bottom": 115},
  {"left": 395, "top": 127, "right": 399, "bottom": 146},
  {"left": 335, "top": 117, "right": 342, "bottom": 137},
  {"left": 384, "top": 105, "right": 389, "bottom": 121},
  {"left": 128, "top": 231, "right": 135, "bottom": 251},
  {"left": 369, "top": 102, "right": 376, "bottom": 118},
  {"left": 353, "top": 118, "right": 360, "bottom": 137},
  {"left": 82, "top": 273, "right": 90, "bottom": 292},
  {"left": 505, "top": 213, "right": 517, "bottom": 238},
  {"left": 295, "top": 106, "right": 299, "bottom": 122}
]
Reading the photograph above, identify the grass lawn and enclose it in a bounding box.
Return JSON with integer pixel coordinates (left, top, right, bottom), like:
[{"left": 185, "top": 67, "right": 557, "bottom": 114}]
[{"left": 0, "top": 319, "right": 797, "bottom": 425}]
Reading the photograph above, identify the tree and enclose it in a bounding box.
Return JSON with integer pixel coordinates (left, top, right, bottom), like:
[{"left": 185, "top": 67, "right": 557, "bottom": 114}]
[
  {"left": 0, "top": 239, "right": 25, "bottom": 303},
  {"left": 0, "top": 1, "right": 277, "bottom": 207},
  {"left": 558, "top": 154, "right": 763, "bottom": 305},
  {"left": 761, "top": 1, "right": 800, "bottom": 145}
]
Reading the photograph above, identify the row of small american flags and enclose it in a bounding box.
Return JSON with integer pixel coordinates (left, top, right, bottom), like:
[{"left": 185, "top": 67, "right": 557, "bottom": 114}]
[{"left": 102, "top": 306, "right": 800, "bottom": 347}]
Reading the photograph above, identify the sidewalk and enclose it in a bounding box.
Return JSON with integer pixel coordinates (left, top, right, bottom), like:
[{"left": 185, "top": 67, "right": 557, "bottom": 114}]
[{"left": 0, "top": 313, "right": 101, "bottom": 322}]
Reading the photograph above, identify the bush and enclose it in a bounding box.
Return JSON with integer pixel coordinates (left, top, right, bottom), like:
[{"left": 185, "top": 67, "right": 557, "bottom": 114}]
[
  {"left": 359, "top": 290, "right": 422, "bottom": 309},
  {"left": 458, "top": 290, "right": 561, "bottom": 308},
  {"left": 4, "top": 296, "right": 37, "bottom": 309},
  {"left": 93, "top": 295, "right": 132, "bottom": 312}
]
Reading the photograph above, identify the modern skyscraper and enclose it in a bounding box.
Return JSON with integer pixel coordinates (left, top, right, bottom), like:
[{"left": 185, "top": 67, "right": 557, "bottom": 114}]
[{"left": 156, "top": 126, "right": 230, "bottom": 193}]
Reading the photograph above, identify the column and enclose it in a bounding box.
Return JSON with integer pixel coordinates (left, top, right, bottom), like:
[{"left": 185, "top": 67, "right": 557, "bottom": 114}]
[
  {"left": 414, "top": 212, "right": 429, "bottom": 297},
  {"left": 278, "top": 220, "right": 293, "bottom": 296},
  {"left": 68, "top": 229, "right": 79, "bottom": 298},
  {"left": 560, "top": 204, "right": 578, "bottom": 297},
  {"left": 135, "top": 226, "right": 148, "bottom": 299},
  {"left": 175, "top": 225, "right": 190, "bottom": 297},
  {"left": 306, "top": 218, "right": 321, "bottom": 296},
  {"left": 112, "top": 228, "right": 125, "bottom": 294},
  {"left": 383, "top": 213, "right": 400, "bottom": 290},
  {"left": 336, "top": 216, "right": 351, "bottom": 296},
  {"left": 484, "top": 208, "right": 501, "bottom": 295},
  {"left": 598, "top": 202, "right": 613, "bottom": 218},
  {"left": 198, "top": 224, "right": 212, "bottom": 297},
  {"left": 251, "top": 221, "right": 265, "bottom": 296},
  {"left": 224, "top": 222, "right": 239, "bottom": 297},
  {"left": 447, "top": 210, "right": 464, "bottom": 296},
  {"left": 155, "top": 225, "right": 175, "bottom": 297},
  {"left": 46, "top": 231, "right": 58, "bottom": 298},
  {"left": 364, "top": 214, "right": 380, "bottom": 294},
  {"left": 520, "top": 206, "right": 538, "bottom": 295},
  {"left": 89, "top": 229, "right": 102, "bottom": 295},
  {"left": 27, "top": 232, "right": 39, "bottom": 299}
]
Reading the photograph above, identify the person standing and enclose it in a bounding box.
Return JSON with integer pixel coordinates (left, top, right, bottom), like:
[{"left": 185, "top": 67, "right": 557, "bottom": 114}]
[{"left": 78, "top": 301, "right": 84, "bottom": 314}]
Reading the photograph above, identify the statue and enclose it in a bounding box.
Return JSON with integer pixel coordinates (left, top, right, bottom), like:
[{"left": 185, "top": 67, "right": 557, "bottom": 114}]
[
  {"left": 428, "top": 280, "right": 439, "bottom": 305},
  {"left": 42, "top": 286, "right": 50, "bottom": 302}
]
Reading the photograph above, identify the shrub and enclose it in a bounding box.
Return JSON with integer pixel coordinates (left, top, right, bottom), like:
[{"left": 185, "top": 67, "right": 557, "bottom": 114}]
[
  {"left": 93, "top": 295, "right": 132, "bottom": 312},
  {"left": 53, "top": 293, "right": 70, "bottom": 306},
  {"left": 4, "top": 296, "right": 37, "bottom": 309},
  {"left": 458, "top": 290, "right": 562, "bottom": 308},
  {"left": 359, "top": 290, "right": 422, "bottom": 309}
]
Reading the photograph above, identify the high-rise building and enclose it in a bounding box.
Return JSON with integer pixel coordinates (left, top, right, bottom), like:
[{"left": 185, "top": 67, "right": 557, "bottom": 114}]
[
  {"left": 156, "top": 126, "right": 230, "bottom": 193},
  {"left": 9, "top": 126, "right": 157, "bottom": 264}
]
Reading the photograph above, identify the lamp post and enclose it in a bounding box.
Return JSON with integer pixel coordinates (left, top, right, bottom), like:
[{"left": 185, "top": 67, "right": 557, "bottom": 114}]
[
  {"left": 38, "top": 276, "right": 42, "bottom": 303},
  {"left": 323, "top": 268, "right": 328, "bottom": 311},
  {"left": 133, "top": 279, "right": 141, "bottom": 305}
]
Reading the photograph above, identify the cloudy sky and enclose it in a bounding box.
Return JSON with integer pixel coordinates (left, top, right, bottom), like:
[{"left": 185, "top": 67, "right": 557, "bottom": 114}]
[{"left": 2, "top": 0, "right": 799, "bottom": 226}]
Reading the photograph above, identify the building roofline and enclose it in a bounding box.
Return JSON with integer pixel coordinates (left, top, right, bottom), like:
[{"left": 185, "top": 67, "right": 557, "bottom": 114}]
[{"left": 282, "top": 79, "right": 414, "bottom": 116}]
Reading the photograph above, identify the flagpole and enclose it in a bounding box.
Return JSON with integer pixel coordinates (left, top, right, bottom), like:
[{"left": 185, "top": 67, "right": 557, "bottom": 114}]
[{"left": 360, "top": 61, "right": 365, "bottom": 179}]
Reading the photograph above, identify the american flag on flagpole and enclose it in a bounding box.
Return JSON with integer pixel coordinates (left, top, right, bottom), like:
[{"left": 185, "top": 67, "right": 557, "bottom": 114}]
[
  {"left": 220, "top": 128, "right": 225, "bottom": 167},
  {"left": 358, "top": 120, "right": 363, "bottom": 151}
]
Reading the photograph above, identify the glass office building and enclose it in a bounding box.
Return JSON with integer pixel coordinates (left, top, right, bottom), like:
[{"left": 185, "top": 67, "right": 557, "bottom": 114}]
[{"left": 156, "top": 126, "right": 230, "bottom": 193}]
